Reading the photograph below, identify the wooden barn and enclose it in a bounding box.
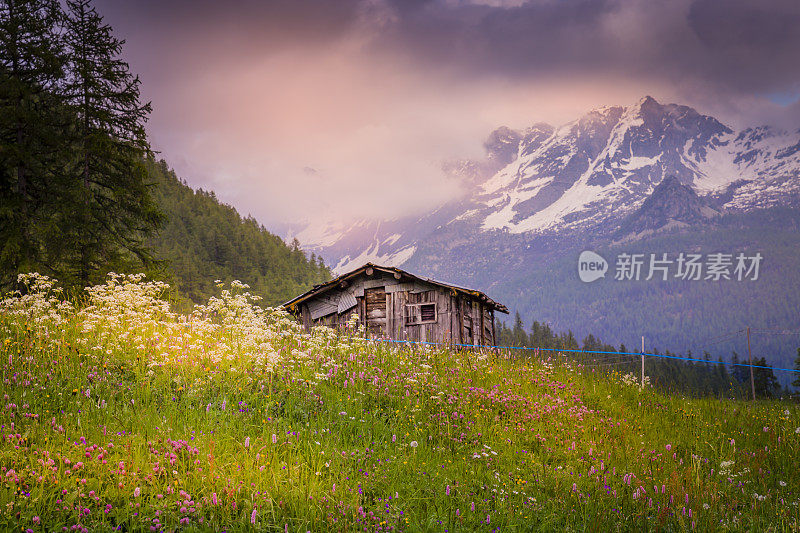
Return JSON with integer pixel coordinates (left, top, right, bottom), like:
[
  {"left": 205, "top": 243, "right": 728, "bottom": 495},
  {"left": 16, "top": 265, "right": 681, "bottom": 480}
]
[{"left": 283, "top": 263, "right": 508, "bottom": 346}]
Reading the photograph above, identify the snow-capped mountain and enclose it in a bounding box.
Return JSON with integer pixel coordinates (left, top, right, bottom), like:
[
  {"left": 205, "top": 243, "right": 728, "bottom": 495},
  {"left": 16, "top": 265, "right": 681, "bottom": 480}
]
[
  {"left": 613, "top": 175, "right": 720, "bottom": 241},
  {"left": 294, "top": 96, "right": 800, "bottom": 274}
]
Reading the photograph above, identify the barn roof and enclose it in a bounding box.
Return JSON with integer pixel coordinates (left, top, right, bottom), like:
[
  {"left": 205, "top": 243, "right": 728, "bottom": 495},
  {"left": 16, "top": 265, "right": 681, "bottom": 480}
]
[{"left": 282, "top": 262, "right": 509, "bottom": 314}]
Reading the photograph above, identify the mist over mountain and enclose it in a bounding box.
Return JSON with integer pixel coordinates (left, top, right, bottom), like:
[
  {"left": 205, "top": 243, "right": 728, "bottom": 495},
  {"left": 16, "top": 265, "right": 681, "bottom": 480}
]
[
  {"left": 294, "top": 96, "right": 800, "bottom": 269},
  {"left": 289, "top": 97, "right": 800, "bottom": 382}
]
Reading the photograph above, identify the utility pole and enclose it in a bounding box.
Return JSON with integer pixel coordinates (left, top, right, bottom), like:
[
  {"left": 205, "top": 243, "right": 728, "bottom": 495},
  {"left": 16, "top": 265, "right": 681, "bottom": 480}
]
[
  {"left": 747, "top": 326, "right": 755, "bottom": 401},
  {"left": 641, "top": 336, "right": 645, "bottom": 389}
]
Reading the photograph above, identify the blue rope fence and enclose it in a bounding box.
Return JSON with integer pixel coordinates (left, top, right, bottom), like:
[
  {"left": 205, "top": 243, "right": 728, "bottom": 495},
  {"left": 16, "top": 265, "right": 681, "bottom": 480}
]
[{"left": 366, "top": 337, "right": 800, "bottom": 374}]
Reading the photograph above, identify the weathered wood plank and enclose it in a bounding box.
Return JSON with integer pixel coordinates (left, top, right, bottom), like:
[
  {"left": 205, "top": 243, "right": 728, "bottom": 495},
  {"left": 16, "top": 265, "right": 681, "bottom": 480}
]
[
  {"left": 367, "top": 309, "right": 386, "bottom": 319},
  {"left": 367, "top": 291, "right": 387, "bottom": 306},
  {"left": 462, "top": 298, "right": 474, "bottom": 345},
  {"left": 452, "top": 295, "right": 459, "bottom": 345},
  {"left": 491, "top": 309, "right": 496, "bottom": 346},
  {"left": 408, "top": 281, "right": 435, "bottom": 294},
  {"left": 292, "top": 271, "right": 504, "bottom": 346},
  {"left": 357, "top": 296, "right": 366, "bottom": 336},
  {"left": 309, "top": 299, "right": 338, "bottom": 320},
  {"left": 396, "top": 290, "right": 408, "bottom": 339},
  {"left": 364, "top": 287, "right": 387, "bottom": 337},
  {"left": 479, "top": 302, "right": 485, "bottom": 345},
  {"left": 337, "top": 291, "right": 357, "bottom": 314},
  {"left": 300, "top": 304, "right": 312, "bottom": 331}
]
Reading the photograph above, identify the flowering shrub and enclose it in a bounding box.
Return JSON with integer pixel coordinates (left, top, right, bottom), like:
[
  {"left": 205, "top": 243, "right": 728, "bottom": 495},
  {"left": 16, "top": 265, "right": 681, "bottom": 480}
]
[
  {"left": 0, "top": 273, "right": 73, "bottom": 330},
  {"left": 0, "top": 273, "right": 797, "bottom": 532},
  {"left": 620, "top": 371, "right": 652, "bottom": 388}
]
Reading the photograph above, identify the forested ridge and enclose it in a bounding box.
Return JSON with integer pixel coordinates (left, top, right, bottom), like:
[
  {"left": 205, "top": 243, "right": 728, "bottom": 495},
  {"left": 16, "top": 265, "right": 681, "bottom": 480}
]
[
  {"left": 146, "top": 158, "right": 330, "bottom": 307},
  {"left": 0, "top": 0, "right": 329, "bottom": 304}
]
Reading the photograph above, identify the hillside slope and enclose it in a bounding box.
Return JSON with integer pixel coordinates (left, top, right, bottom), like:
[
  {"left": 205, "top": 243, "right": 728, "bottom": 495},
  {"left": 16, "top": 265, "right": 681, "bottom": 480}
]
[
  {"left": 1, "top": 279, "right": 798, "bottom": 531},
  {"left": 145, "top": 159, "right": 330, "bottom": 306}
]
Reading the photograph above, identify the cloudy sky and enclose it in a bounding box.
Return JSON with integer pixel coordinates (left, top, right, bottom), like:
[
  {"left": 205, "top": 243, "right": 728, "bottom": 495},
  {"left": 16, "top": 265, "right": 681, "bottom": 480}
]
[{"left": 95, "top": 0, "right": 800, "bottom": 235}]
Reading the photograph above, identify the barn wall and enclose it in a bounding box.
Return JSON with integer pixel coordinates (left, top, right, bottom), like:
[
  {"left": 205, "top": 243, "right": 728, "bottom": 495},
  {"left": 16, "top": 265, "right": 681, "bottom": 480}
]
[
  {"left": 300, "top": 304, "right": 312, "bottom": 330},
  {"left": 449, "top": 294, "right": 459, "bottom": 345},
  {"left": 482, "top": 305, "right": 493, "bottom": 346},
  {"left": 295, "top": 270, "right": 500, "bottom": 347},
  {"left": 461, "top": 297, "right": 473, "bottom": 345}
]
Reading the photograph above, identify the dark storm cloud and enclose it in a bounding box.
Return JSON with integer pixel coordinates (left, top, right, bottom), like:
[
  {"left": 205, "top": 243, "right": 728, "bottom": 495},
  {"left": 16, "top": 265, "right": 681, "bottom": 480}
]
[
  {"left": 95, "top": 0, "right": 363, "bottom": 75},
  {"left": 89, "top": 0, "right": 800, "bottom": 231},
  {"left": 101, "top": 0, "right": 362, "bottom": 44},
  {"left": 373, "top": 0, "right": 800, "bottom": 95},
  {"left": 687, "top": 0, "right": 800, "bottom": 91},
  {"left": 98, "top": 0, "right": 800, "bottom": 97},
  {"left": 378, "top": 0, "right": 621, "bottom": 73}
]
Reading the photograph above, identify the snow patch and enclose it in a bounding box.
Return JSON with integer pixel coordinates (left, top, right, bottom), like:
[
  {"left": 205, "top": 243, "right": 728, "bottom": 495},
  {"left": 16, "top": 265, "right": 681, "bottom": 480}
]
[
  {"left": 622, "top": 155, "right": 659, "bottom": 170},
  {"left": 334, "top": 244, "right": 416, "bottom": 274},
  {"left": 382, "top": 233, "right": 402, "bottom": 246}
]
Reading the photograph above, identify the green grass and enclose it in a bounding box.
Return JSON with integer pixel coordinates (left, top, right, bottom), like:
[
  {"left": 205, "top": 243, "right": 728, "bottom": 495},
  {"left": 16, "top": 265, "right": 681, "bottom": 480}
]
[{"left": 0, "top": 273, "right": 798, "bottom": 532}]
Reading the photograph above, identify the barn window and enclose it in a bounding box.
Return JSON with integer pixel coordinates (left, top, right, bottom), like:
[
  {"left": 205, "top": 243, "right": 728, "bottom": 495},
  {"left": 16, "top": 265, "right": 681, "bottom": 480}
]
[
  {"left": 405, "top": 302, "right": 437, "bottom": 325},
  {"left": 420, "top": 303, "right": 436, "bottom": 322}
]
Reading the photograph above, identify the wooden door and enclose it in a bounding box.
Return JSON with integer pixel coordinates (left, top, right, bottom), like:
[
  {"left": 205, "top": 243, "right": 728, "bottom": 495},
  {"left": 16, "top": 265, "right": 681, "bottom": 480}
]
[
  {"left": 462, "top": 299, "right": 473, "bottom": 346},
  {"left": 364, "top": 287, "right": 387, "bottom": 338}
]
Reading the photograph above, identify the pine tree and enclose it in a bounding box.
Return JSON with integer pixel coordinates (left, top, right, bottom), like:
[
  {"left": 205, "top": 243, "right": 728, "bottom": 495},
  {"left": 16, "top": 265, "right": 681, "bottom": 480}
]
[
  {"left": 730, "top": 351, "right": 747, "bottom": 384},
  {"left": 61, "top": 0, "right": 161, "bottom": 285},
  {"left": 0, "top": 0, "right": 66, "bottom": 284},
  {"left": 582, "top": 334, "right": 601, "bottom": 351},
  {"left": 511, "top": 311, "right": 525, "bottom": 347},
  {"left": 752, "top": 357, "right": 780, "bottom": 398},
  {"left": 565, "top": 330, "right": 578, "bottom": 350},
  {"left": 792, "top": 348, "right": 800, "bottom": 390}
]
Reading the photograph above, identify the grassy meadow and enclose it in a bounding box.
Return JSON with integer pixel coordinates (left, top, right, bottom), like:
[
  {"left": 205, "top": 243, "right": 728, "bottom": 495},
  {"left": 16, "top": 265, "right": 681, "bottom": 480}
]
[{"left": 1, "top": 273, "right": 798, "bottom": 532}]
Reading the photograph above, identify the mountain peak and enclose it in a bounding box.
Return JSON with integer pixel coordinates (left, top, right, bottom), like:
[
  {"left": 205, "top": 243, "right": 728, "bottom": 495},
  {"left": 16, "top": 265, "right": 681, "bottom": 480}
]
[
  {"left": 636, "top": 95, "right": 658, "bottom": 107},
  {"left": 584, "top": 96, "right": 658, "bottom": 120},
  {"left": 616, "top": 176, "right": 719, "bottom": 238},
  {"left": 306, "top": 97, "right": 800, "bottom": 274},
  {"left": 484, "top": 126, "right": 522, "bottom": 162},
  {"left": 655, "top": 175, "right": 689, "bottom": 190}
]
